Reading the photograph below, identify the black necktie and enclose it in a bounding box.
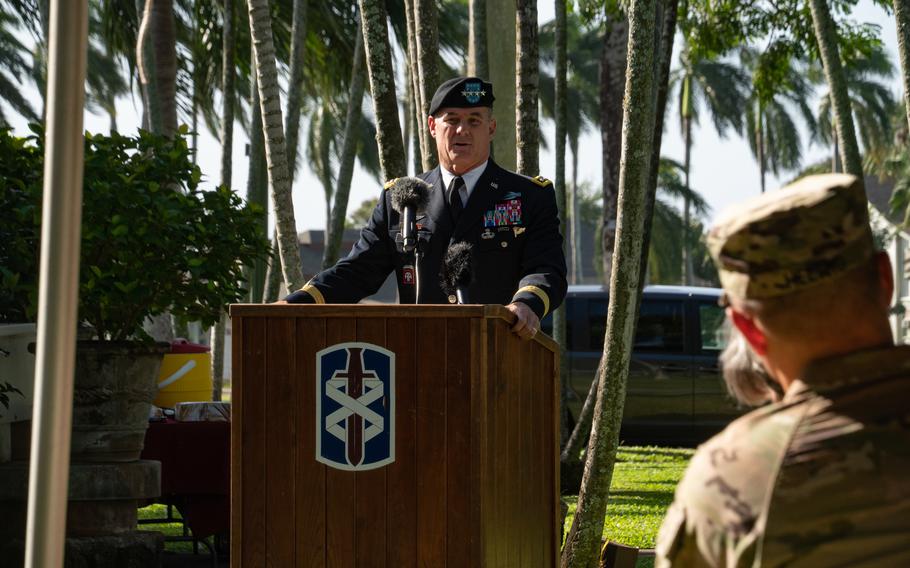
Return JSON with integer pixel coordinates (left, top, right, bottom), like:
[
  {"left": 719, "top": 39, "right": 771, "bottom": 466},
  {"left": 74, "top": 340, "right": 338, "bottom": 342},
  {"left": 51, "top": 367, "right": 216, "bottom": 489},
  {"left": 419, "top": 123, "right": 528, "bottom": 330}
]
[{"left": 447, "top": 176, "right": 465, "bottom": 222}]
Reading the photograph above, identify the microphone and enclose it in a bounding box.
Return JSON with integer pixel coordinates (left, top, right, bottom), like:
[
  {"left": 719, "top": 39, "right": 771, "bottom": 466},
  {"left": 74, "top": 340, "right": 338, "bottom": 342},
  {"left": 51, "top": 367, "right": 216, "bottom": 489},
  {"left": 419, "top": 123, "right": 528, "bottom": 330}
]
[
  {"left": 389, "top": 177, "right": 431, "bottom": 252},
  {"left": 440, "top": 241, "right": 473, "bottom": 304}
]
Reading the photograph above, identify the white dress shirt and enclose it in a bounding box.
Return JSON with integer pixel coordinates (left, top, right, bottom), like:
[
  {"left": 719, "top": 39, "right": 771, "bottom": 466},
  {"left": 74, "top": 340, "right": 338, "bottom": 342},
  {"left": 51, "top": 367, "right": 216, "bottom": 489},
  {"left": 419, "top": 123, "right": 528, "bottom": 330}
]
[{"left": 439, "top": 160, "right": 489, "bottom": 207}]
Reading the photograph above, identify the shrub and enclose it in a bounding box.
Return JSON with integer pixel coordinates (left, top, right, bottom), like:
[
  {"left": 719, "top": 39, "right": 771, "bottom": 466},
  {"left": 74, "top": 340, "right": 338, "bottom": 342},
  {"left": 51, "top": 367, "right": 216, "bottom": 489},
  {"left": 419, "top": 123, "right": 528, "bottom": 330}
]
[{"left": 0, "top": 126, "right": 270, "bottom": 340}]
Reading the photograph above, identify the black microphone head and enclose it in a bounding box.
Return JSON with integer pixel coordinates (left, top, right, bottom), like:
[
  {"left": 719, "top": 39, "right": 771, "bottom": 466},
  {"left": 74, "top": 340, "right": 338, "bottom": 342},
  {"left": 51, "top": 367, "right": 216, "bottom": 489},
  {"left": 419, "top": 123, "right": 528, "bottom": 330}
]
[
  {"left": 440, "top": 241, "right": 473, "bottom": 295},
  {"left": 388, "top": 177, "right": 431, "bottom": 214}
]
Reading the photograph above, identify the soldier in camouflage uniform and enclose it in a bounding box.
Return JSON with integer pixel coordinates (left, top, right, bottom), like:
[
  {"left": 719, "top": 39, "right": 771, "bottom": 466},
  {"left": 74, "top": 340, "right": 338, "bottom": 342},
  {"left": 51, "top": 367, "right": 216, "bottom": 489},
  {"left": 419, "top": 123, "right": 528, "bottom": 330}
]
[{"left": 655, "top": 173, "right": 910, "bottom": 567}]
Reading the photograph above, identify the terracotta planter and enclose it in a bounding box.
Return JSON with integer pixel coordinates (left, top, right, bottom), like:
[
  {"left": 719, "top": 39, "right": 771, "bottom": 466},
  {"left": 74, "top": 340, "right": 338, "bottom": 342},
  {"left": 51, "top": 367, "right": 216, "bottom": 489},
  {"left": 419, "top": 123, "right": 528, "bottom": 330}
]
[{"left": 71, "top": 342, "right": 168, "bottom": 462}]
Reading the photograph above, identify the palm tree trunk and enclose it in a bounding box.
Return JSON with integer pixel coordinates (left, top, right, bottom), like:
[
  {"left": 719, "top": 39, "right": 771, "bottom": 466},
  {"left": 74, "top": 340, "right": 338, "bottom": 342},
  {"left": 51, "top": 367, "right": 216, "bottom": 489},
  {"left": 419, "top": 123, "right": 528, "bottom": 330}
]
[
  {"left": 414, "top": 0, "right": 440, "bottom": 171},
  {"left": 409, "top": 79, "right": 423, "bottom": 174},
  {"left": 553, "top": 0, "right": 570, "bottom": 448},
  {"left": 757, "top": 102, "right": 766, "bottom": 193},
  {"left": 516, "top": 0, "right": 539, "bottom": 175},
  {"left": 262, "top": 233, "right": 282, "bottom": 303},
  {"left": 468, "top": 0, "right": 488, "bottom": 79},
  {"left": 682, "top": 112, "right": 693, "bottom": 285},
  {"left": 137, "top": 0, "right": 176, "bottom": 342},
  {"left": 809, "top": 0, "right": 863, "bottom": 178},
  {"left": 221, "top": 0, "right": 235, "bottom": 191},
  {"left": 137, "top": 1, "right": 161, "bottom": 133},
  {"left": 212, "top": 0, "right": 236, "bottom": 402},
  {"left": 403, "top": 76, "right": 412, "bottom": 171},
  {"left": 211, "top": 313, "right": 226, "bottom": 401},
  {"left": 560, "top": 0, "right": 657, "bottom": 565},
  {"left": 562, "top": 0, "right": 679, "bottom": 499},
  {"left": 359, "top": 0, "right": 407, "bottom": 180},
  {"left": 486, "top": 0, "right": 517, "bottom": 170},
  {"left": 643, "top": 0, "right": 679, "bottom": 287},
  {"left": 284, "top": 0, "right": 308, "bottom": 186},
  {"left": 246, "top": 58, "right": 269, "bottom": 303},
  {"left": 560, "top": 365, "right": 599, "bottom": 490},
  {"left": 246, "top": 0, "right": 305, "bottom": 291},
  {"left": 600, "top": 16, "right": 628, "bottom": 286},
  {"left": 571, "top": 142, "right": 581, "bottom": 282},
  {"left": 324, "top": 18, "right": 366, "bottom": 268},
  {"left": 832, "top": 134, "right": 840, "bottom": 173},
  {"left": 152, "top": 0, "right": 178, "bottom": 136},
  {"left": 404, "top": 0, "right": 427, "bottom": 172},
  {"left": 897, "top": 0, "right": 910, "bottom": 134}
]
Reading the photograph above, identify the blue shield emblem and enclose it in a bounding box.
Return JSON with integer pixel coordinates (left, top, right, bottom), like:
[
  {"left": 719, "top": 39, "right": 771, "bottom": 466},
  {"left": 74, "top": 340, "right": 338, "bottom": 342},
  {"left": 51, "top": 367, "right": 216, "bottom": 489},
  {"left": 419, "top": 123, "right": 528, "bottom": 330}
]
[
  {"left": 316, "top": 342, "right": 395, "bottom": 471},
  {"left": 462, "top": 81, "right": 484, "bottom": 104}
]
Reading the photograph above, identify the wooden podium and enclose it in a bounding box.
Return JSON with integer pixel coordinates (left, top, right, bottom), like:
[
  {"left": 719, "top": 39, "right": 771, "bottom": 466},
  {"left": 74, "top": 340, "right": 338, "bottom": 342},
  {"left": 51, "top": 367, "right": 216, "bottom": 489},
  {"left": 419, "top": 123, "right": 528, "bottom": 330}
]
[{"left": 229, "top": 304, "right": 560, "bottom": 567}]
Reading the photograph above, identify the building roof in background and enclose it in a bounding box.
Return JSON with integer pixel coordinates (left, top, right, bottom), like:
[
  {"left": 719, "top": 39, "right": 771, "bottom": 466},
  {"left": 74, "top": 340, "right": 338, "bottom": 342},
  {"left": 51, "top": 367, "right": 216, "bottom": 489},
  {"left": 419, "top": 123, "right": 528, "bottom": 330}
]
[{"left": 865, "top": 175, "right": 901, "bottom": 226}]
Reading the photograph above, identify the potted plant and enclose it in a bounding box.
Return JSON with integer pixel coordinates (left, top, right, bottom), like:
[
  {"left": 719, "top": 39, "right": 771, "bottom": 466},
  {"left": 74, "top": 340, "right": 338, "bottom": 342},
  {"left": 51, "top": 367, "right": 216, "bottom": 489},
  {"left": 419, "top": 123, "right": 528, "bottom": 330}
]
[
  {"left": 0, "top": 125, "right": 43, "bottom": 461},
  {"left": 0, "top": 125, "right": 270, "bottom": 461}
]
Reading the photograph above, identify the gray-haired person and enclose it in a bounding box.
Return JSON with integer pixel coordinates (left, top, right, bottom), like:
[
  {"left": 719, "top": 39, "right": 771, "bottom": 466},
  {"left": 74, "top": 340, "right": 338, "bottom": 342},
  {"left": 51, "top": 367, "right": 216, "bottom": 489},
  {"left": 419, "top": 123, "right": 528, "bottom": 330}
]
[{"left": 656, "top": 173, "right": 910, "bottom": 567}]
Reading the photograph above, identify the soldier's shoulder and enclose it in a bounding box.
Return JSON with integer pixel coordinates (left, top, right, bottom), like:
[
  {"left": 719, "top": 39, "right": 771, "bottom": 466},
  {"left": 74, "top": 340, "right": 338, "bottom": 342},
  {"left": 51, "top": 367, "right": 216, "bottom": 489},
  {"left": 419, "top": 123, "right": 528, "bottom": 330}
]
[
  {"left": 528, "top": 174, "right": 553, "bottom": 188},
  {"left": 382, "top": 178, "right": 398, "bottom": 190},
  {"left": 675, "top": 401, "right": 805, "bottom": 520},
  {"left": 498, "top": 168, "right": 554, "bottom": 193}
]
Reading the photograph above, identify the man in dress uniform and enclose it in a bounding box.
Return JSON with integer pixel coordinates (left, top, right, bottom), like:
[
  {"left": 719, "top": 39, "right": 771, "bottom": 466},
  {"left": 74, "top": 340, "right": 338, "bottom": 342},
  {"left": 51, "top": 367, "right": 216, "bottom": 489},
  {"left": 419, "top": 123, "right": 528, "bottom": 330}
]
[
  {"left": 280, "top": 77, "right": 567, "bottom": 339},
  {"left": 655, "top": 173, "right": 910, "bottom": 567}
]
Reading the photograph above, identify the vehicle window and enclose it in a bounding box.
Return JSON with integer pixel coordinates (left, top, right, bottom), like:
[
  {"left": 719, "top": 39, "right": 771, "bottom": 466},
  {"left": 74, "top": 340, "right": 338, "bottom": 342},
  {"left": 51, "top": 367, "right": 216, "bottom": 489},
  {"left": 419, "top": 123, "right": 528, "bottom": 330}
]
[
  {"left": 699, "top": 303, "right": 727, "bottom": 352},
  {"left": 539, "top": 311, "right": 575, "bottom": 350},
  {"left": 634, "top": 300, "right": 685, "bottom": 353},
  {"left": 588, "top": 298, "right": 685, "bottom": 353}
]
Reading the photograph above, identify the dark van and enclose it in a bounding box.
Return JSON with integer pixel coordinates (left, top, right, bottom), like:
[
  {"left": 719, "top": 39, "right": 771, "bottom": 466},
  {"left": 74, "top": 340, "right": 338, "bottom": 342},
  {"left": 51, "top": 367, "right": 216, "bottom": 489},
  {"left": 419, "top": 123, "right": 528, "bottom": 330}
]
[{"left": 541, "top": 285, "right": 745, "bottom": 446}]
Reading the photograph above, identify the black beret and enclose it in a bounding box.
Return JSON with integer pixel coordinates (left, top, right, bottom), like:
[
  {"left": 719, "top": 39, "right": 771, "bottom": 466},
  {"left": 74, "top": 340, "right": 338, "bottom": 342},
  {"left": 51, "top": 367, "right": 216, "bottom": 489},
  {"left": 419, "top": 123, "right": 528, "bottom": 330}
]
[{"left": 428, "top": 77, "right": 495, "bottom": 116}]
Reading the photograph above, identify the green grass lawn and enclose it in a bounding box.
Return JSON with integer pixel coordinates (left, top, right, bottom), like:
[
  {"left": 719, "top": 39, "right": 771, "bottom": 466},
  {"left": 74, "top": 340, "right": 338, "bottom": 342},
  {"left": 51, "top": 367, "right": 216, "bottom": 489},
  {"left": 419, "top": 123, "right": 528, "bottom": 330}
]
[
  {"left": 141, "top": 445, "right": 692, "bottom": 563},
  {"left": 137, "top": 504, "right": 196, "bottom": 553},
  {"left": 563, "top": 445, "right": 693, "bottom": 565}
]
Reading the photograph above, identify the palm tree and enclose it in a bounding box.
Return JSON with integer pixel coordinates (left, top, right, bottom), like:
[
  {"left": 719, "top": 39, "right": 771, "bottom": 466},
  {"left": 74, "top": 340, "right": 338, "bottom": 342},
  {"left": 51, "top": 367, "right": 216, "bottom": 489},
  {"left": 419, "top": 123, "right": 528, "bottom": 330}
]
[
  {"left": 561, "top": 0, "right": 657, "bottom": 564},
  {"left": 809, "top": 0, "right": 863, "bottom": 177},
  {"left": 412, "top": 0, "right": 440, "bottom": 170},
  {"left": 552, "top": 0, "right": 570, "bottom": 446},
  {"left": 897, "top": 0, "right": 910, "bottom": 134},
  {"left": 741, "top": 46, "right": 817, "bottom": 193},
  {"left": 246, "top": 0, "right": 305, "bottom": 291},
  {"left": 516, "top": 0, "right": 539, "bottom": 175},
  {"left": 670, "top": 50, "right": 748, "bottom": 283},
  {"left": 284, "top": 0, "right": 308, "bottom": 188},
  {"left": 812, "top": 43, "right": 895, "bottom": 172},
  {"left": 358, "top": 0, "right": 406, "bottom": 180},
  {"left": 305, "top": 96, "right": 382, "bottom": 264},
  {"left": 307, "top": 102, "right": 335, "bottom": 234},
  {"left": 647, "top": 158, "right": 711, "bottom": 284},
  {"left": 324, "top": 16, "right": 370, "bottom": 268},
  {"left": 539, "top": 13, "right": 600, "bottom": 283},
  {"left": 402, "top": 0, "right": 425, "bottom": 174},
  {"left": 486, "top": 0, "right": 517, "bottom": 170},
  {"left": 599, "top": 14, "right": 627, "bottom": 285},
  {"left": 136, "top": 0, "right": 178, "bottom": 136},
  {"left": 467, "top": 0, "right": 487, "bottom": 78},
  {"left": 0, "top": 12, "right": 40, "bottom": 123}
]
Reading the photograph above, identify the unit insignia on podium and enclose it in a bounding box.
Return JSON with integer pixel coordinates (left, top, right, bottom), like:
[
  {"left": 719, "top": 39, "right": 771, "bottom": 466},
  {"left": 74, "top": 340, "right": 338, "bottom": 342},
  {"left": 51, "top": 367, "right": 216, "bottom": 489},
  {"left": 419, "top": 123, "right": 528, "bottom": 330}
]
[{"left": 316, "top": 342, "right": 396, "bottom": 471}]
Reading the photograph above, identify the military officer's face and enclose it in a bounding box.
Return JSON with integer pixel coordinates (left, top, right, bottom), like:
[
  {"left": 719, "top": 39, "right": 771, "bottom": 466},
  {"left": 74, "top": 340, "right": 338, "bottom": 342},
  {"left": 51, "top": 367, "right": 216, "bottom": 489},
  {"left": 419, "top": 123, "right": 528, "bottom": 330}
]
[{"left": 428, "top": 107, "right": 496, "bottom": 175}]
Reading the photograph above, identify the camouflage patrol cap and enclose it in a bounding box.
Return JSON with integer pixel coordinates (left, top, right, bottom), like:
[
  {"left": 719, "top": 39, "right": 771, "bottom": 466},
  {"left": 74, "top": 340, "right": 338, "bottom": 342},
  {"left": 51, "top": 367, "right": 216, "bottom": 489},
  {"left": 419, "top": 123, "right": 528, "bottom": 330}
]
[{"left": 708, "top": 173, "right": 874, "bottom": 302}]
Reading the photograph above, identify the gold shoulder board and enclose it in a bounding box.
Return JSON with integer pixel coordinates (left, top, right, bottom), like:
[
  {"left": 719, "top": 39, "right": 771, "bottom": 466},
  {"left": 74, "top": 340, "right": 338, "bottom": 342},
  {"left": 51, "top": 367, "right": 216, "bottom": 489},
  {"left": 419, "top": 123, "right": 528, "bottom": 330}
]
[
  {"left": 532, "top": 175, "right": 552, "bottom": 187},
  {"left": 383, "top": 178, "right": 399, "bottom": 190}
]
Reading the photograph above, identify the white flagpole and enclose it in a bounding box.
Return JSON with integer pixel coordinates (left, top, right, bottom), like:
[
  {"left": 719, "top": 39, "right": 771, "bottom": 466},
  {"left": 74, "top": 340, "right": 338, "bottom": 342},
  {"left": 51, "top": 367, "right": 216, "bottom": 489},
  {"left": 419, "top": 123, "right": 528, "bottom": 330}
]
[{"left": 24, "top": 1, "right": 89, "bottom": 567}]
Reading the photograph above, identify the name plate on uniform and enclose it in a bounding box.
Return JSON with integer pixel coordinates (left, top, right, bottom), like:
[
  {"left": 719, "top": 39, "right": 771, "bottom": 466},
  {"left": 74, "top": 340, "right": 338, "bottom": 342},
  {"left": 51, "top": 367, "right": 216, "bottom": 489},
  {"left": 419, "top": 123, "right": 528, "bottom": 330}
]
[{"left": 316, "top": 342, "right": 396, "bottom": 471}]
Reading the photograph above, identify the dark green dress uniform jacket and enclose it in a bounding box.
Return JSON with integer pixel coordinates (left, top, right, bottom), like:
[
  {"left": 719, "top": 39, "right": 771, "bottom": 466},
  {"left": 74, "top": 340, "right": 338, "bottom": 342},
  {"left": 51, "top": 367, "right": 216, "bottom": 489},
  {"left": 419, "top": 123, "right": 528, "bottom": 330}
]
[{"left": 297, "top": 160, "right": 567, "bottom": 320}]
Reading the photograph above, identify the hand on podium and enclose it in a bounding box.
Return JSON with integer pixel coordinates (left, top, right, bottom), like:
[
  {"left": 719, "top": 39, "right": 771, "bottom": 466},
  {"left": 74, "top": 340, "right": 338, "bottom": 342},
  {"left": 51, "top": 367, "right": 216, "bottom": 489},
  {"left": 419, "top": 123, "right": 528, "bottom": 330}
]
[{"left": 506, "top": 301, "right": 540, "bottom": 340}]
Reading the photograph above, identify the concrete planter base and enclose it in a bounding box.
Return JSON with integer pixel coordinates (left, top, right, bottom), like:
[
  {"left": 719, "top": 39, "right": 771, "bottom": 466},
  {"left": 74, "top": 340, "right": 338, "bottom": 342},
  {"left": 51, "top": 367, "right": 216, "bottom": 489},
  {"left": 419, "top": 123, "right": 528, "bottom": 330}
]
[{"left": 72, "top": 341, "right": 168, "bottom": 462}]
